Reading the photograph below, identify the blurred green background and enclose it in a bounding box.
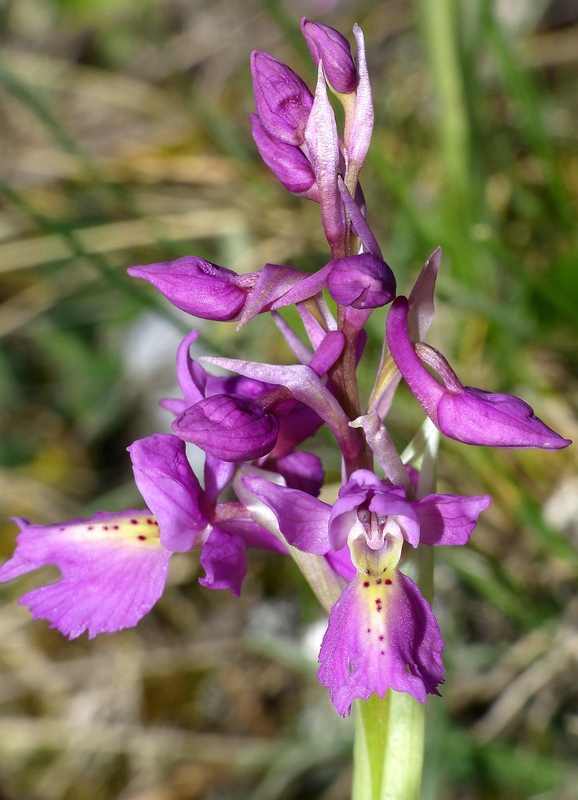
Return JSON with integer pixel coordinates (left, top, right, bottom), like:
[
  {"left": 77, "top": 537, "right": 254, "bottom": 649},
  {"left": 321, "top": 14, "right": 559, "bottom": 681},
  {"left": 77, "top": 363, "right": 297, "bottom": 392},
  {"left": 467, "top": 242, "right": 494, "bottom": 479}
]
[{"left": 0, "top": 0, "right": 577, "bottom": 798}]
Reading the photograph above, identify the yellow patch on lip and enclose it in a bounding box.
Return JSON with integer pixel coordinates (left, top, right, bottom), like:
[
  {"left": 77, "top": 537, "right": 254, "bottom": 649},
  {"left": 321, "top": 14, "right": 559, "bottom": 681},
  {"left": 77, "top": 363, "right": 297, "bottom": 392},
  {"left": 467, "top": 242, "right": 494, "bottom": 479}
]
[{"left": 62, "top": 514, "right": 162, "bottom": 547}]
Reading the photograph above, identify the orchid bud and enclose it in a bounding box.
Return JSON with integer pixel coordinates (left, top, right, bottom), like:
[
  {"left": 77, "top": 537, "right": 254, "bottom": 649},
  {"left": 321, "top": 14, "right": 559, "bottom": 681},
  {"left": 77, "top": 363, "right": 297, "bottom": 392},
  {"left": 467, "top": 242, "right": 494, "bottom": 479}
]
[
  {"left": 386, "top": 296, "right": 571, "bottom": 450},
  {"left": 250, "top": 114, "right": 317, "bottom": 196},
  {"left": 301, "top": 18, "right": 358, "bottom": 94},
  {"left": 128, "top": 257, "right": 247, "bottom": 321},
  {"left": 327, "top": 253, "right": 396, "bottom": 309},
  {"left": 172, "top": 394, "right": 279, "bottom": 461},
  {"left": 251, "top": 51, "right": 314, "bottom": 146}
]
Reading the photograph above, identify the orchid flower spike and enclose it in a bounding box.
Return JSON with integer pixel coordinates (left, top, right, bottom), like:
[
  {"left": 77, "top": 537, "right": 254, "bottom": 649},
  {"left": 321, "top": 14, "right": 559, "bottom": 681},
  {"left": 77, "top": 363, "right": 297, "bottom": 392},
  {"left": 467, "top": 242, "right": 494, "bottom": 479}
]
[{"left": 387, "top": 296, "right": 571, "bottom": 450}]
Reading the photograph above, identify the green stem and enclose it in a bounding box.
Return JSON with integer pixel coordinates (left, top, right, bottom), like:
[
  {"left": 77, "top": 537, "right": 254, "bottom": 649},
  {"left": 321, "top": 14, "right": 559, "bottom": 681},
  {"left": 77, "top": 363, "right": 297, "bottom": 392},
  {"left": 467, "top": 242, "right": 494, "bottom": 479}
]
[{"left": 353, "top": 691, "right": 426, "bottom": 800}]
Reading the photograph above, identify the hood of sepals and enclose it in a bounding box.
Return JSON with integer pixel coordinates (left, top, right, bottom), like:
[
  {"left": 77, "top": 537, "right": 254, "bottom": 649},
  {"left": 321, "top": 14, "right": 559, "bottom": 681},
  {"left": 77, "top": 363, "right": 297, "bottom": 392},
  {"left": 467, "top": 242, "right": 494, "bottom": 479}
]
[
  {"left": 301, "top": 18, "right": 358, "bottom": 95},
  {"left": 327, "top": 253, "right": 396, "bottom": 309},
  {"left": 251, "top": 51, "right": 314, "bottom": 146},
  {"left": 127, "top": 257, "right": 248, "bottom": 322},
  {"left": 172, "top": 394, "right": 280, "bottom": 462}
]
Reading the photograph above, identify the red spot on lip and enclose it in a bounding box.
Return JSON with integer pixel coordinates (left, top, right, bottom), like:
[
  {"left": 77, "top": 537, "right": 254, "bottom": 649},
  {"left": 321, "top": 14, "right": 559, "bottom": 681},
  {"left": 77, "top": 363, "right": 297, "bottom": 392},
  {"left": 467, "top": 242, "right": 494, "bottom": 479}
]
[
  {"left": 363, "top": 581, "right": 370, "bottom": 588},
  {"left": 385, "top": 579, "right": 392, "bottom": 585},
  {"left": 137, "top": 535, "right": 147, "bottom": 541},
  {"left": 130, "top": 519, "right": 138, "bottom": 524},
  {"left": 379, "top": 635, "right": 384, "bottom": 641},
  {"left": 113, "top": 525, "right": 119, "bottom": 530},
  {"left": 376, "top": 579, "right": 382, "bottom": 585}
]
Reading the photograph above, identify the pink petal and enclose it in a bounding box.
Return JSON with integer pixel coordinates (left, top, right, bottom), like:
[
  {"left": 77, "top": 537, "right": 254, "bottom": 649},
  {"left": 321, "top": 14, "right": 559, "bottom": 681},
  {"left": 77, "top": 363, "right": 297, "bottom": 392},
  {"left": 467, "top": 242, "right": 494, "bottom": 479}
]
[
  {"left": 318, "top": 569, "right": 444, "bottom": 716},
  {"left": 0, "top": 513, "right": 171, "bottom": 639}
]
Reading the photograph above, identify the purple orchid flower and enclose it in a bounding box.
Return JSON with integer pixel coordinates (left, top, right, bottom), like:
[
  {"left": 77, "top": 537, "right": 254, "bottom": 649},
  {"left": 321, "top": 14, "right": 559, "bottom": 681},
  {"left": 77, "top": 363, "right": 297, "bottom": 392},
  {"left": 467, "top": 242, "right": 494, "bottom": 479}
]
[
  {"left": 251, "top": 51, "right": 314, "bottom": 146},
  {"left": 243, "top": 469, "right": 491, "bottom": 715},
  {"left": 387, "top": 296, "right": 571, "bottom": 450},
  {"left": 172, "top": 393, "right": 280, "bottom": 462},
  {"left": 127, "top": 257, "right": 252, "bottom": 321},
  {"left": 301, "top": 18, "right": 358, "bottom": 95},
  {"left": 327, "top": 252, "right": 396, "bottom": 309},
  {"left": 0, "top": 434, "right": 284, "bottom": 639}
]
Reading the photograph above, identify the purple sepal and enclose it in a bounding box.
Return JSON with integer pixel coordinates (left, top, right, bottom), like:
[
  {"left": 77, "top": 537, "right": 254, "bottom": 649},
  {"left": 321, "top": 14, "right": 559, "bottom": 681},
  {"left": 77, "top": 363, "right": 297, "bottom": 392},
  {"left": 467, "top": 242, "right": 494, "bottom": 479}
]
[
  {"left": 242, "top": 475, "right": 331, "bottom": 553},
  {"left": 273, "top": 403, "right": 323, "bottom": 457},
  {"left": 219, "top": 515, "right": 287, "bottom": 554},
  {"left": 128, "top": 433, "right": 208, "bottom": 552},
  {"left": 204, "top": 455, "right": 235, "bottom": 504},
  {"left": 318, "top": 569, "right": 444, "bottom": 715},
  {"left": 172, "top": 394, "right": 279, "bottom": 461},
  {"left": 199, "top": 526, "right": 247, "bottom": 596},
  {"left": 415, "top": 493, "right": 492, "bottom": 546},
  {"left": 327, "top": 253, "right": 396, "bottom": 309},
  {"left": 265, "top": 450, "right": 324, "bottom": 496},
  {"left": 301, "top": 18, "right": 358, "bottom": 94},
  {"left": 251, "top": 51, "right": 313, "bottom": 146},
  {"left": 251, "top": 114, "right": 317, "bottom": 196},
  {"left": 387, "top": 297, "right": 571, "bottom": 450},
  {"left": 0, "top": 512, "right": 171, "bottom": 639},
  {"left": 128, "top": 257, "right": 247, "bottom": 321}
]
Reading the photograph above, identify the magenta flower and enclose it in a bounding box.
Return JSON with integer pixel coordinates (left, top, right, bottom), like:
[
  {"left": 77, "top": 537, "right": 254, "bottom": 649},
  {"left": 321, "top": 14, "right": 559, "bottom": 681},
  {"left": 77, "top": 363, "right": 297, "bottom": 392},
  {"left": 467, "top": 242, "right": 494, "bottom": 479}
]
[
  {"left": 172, "top": 394, "right": 280, "bottom": 462},
  {"left": 244, "top": 469, "right": 491, "bottom": 714},
  {"left": 0, "top": 511, "right": 171, "bottom": 640},
  {"left": 327, "top": 253, "right": 396, "bottom": 309},
  {"left": 0, "top": 434, "right": 284, "bottom": 638},
  {"left": 127, "top": 256, "right": 250, "bottom": 321},
  {"left": 251, "top": 51, "right": 313, "bottom": 146},
  {"left": 301, "top": 18, "right": 358, "bottom": 94},
  {"left": 386, "top": 296, "right": 571, "bottom": 450}
]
